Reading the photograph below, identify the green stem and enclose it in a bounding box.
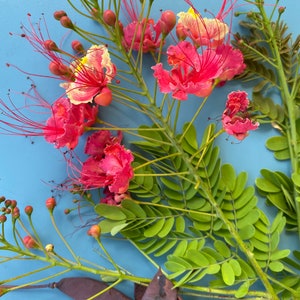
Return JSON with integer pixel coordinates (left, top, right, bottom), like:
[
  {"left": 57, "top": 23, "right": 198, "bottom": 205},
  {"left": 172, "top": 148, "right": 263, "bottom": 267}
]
[
  {"left": 256, "top": 1, "right": 300, "bottom": 238},
  {"left": 49, "top": 212, "right": 80, "bottom": 264}
]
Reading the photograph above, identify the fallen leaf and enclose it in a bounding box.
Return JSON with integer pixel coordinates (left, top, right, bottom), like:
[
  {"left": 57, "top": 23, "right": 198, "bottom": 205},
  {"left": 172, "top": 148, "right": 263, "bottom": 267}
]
[
  {"left": 141, "top": 269, "right": 178, "bottom": 300},
  {"left": 54, "top": 277, "right": 131, "bottom": 300}
]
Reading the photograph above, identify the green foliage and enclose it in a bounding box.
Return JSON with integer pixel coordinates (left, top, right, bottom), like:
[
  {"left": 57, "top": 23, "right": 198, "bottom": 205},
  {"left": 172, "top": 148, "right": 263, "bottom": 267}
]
[
  {"left": 94, "top": 124, "right": 294, "bottom": 298},
  {"left": 233, "top": 13, "right": 300, "bottom": 95},
  {"left": 256, "top": 169, "right": 297, "bottom": 230}
]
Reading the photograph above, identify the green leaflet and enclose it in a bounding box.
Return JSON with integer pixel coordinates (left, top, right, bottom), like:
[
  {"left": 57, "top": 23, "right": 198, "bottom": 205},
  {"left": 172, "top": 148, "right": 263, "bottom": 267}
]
[
  {"left": 235, "top": 281, "right": 250, "bottom": 298},
  {"left": 221, "top": 262, "right": 235, "bottom": 286},
  {"left": 95, "top": 204, "right": 127, "bottom": 220},
  {"left": 214, "top": 240, "right": 231, "bottom": 258},
  {"left": 256, "top": 169, "right": 297, "bottom": 230}
]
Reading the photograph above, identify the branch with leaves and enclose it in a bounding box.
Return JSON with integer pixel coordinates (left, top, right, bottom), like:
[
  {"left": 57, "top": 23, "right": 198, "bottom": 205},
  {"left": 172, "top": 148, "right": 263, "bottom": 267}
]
[{"left": 1, "top": 0, "right": 300, "bottom": 299}]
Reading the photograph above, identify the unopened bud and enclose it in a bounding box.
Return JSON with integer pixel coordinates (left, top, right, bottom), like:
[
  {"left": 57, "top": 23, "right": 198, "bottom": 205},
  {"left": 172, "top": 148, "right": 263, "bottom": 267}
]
[
  {"left": 12, "top": 207, "right": 20, "bottom": 219},
  {"left": 4, "top": 200, "right": 11, "bottom": 207},
  {"left": 60, "top": 16, "right": 74, "bottom": 29},
  {"left": 45, "top": 243, "right": 55, "bottom": 252},
  {"left": 278, "top": 6, "right": 285, "bottom": 14},
  {"left": 87, "top": 224, "right": 101, "bottom": 238},
  {"left": 0, "top": 215, "right": 7, "bottom": 223},
  {"left": 176, "top": 23, "right": 186, "bottom": 41},
  {"left": 23, "top": 235, "right": 38, "bottom": 249},
  {"left": 0, "top": 196, "right": 5, "bottom": 203},
  {"left": 54, "top": 10, "right": 67, "bottom": 21},
  {"left": 159, "top": 10, "right": 176, "bottom": 35},
  {"left": 10, "top": 200, "right": 17, "bottom": 208},
  {"left": 49, "top": 61, "right": 71, "bottom": 76},
  {"left": 46, "top": 197, "right": 56, "bottom": 212},
  {"left": 94, "top": 87, "right": 113, "bottom": 106},
  {"left": 103, "top": 10, "right": 116, "bottom": 26},
  {"left": 25, "top": 205, "right": 33, "bottom": 216},
  {"left": 71, "top": 40, "right": 84, "bottom": 53},
  {"left": 44, "top": 40, "right": 59, "bottom": 51},
  {"left": 64, "top": 208, "right": 71, "bottom": 215}
]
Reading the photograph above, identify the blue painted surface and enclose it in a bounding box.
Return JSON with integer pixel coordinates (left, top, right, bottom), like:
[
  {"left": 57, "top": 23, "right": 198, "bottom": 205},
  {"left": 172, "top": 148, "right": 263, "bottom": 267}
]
[{"left": 0, "top": 1, "right": 298, "bottom": 299}]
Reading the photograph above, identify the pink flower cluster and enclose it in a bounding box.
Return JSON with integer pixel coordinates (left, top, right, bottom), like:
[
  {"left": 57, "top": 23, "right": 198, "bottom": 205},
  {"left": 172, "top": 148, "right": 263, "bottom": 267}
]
[
  {"left": 60, "top": 45, "right": 117, "bottom": 106},
  {"left": 0, "top": 92, "right": 98, "bottom": 150},
  {"left": 76, "top": 131, "right": 134, "bottom": 202},
  {"left": 152, "top": 3, "right": 246, "bottom": 101},
  {"left": 103, "top": 0, "right": 176, "bottom": 53},
  {"left": 45, "top": 97, "right": 98, "bottom": 149},
  {"left": 19, "top": 15, "right": 116, "bottom": 106},
  {"left": 222, "top": 91, "right": 259, "bottom": 140}
]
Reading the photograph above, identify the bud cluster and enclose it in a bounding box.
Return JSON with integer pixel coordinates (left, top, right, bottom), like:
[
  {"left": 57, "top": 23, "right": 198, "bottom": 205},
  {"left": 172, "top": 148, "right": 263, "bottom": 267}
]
[{"left": 0, "top": 196, "right": 20, "bottom": 222}]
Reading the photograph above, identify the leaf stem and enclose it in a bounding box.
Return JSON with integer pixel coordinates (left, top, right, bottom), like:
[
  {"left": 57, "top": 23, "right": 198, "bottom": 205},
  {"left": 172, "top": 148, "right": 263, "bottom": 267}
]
[{"left": 255, "top": 0, "right": 300, "bottom": 239}]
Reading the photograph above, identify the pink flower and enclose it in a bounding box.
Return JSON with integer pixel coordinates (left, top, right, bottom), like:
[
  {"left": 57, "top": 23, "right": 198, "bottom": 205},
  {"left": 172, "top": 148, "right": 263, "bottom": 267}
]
[
  {"left": 122, "top": 19, "right": 162, "bottom": 53},
  {"left": 121, "top": 0, "right": 175, "bottom": 53},
  {"left": 152, "top": 41, "right": 223, "bottom": 100},
  {"left": 61, "top": 45, "right": 116, "bottom": 105},
  {"left": 75, "top": 131, "right": 134, "bottom": 194},
  {"left": 222, "top": 91, "right": 259, "bottom": 140},
  {"left": 84, "top": 130, "right": 122, "bottom": 157},
  {"left": 101, "top": 188, "right": 129, "bottom": 206},
  {"left": 44, "top": 97, "right": 98, "bottom": 149},
  {"left": 223, "top": 90, "right": 250, "bottom": 116},
  {"left": 16, "top": 17, "right": 116, "bottom": 106},
  {"left": 152, "top": 40, "right": 245, "bottom": 101},
  {"left": 215, "top": 45, "right": 246, "bottom": 82},
  {"left": 0, "top": 88, "right": 98, "bottom": 149},
  {"left": 100, "top": 143, "right": 134, "bottom": 193},
  {"left": 177, "top": 7, "right": 229, "bottom": 47}
]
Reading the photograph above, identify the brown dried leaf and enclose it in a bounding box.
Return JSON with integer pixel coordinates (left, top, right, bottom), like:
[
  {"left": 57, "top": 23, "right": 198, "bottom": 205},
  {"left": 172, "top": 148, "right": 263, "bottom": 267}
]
[
  {"left": 55, "top": 277, "right": 131, "bottom": 300},
  {"left": 141, "top": 269, "right": 178, "bottom": 300}
]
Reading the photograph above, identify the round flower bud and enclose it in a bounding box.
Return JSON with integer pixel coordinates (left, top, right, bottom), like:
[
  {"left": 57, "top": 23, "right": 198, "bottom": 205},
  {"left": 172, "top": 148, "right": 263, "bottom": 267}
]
[
  {"left": 0, "top": 196, "right": 5, "bottom": 203},
  {"left": 53, "top": 10, "right": 67, "bottom": 21},
  {"left": 0, "top": 215, "right": 7, "bottom": 223},
  {"left": 25, "top": 205, "right": 33, "bottom": 216},
  {"left": 64, "top": 208, "right": 71, "bottom": 215},
  {"left": 12, "top": 207, "right": 20, "bottom": 219},
  {"left": 60, "top": 16, "right": 74, "bottom": 29},
  {"left": 87, "top": 224, "right": 101, "bottom": 238},
  {"left": 46, "top": 197, "right": 56, "bottom": 212},
  {"left": 49, "top": 61, "right": 72, "bottom": 77},
  {"left": 4, "top": 199, "right": 11, "bottom": 207},
  {"left": 103, "top": 10, "right": 116, "bottom": 26},
  {"left": 10, "top": 200, "right": 17, "bottom": 208},
  {"left": 45, "top": 244, "right": 55, "bottom": 252},
  {"left": 94, "top": 87, "right": 113, "bottom": 106},
  {"left": 159, "top": 10, "right": 176, "bottom": 35},
  {"left": 44, "top": 40, "right": 59, "bottom": 51},
  {"left": 71, "top": 40, "right": 84, "bottom": 53},
  {"left": 176, "top": 23, "right": 187, "bottom": 41},
  {"left": 278, "top": 6, "right": 286, "bottom": 14},
  {"left": 23, "top": 235, "right": 38, "bottom": 249}
]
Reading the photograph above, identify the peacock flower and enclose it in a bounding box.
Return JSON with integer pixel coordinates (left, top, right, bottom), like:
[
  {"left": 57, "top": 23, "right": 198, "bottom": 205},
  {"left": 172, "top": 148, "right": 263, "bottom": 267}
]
[
  {"left": 69, "top": 131, "right": 134, "bottom": 195},
  {"left": 60, "top": 45, "right": 116, "bottom": 105},
  {"left": 152, "top": 40, "right": 245, "bottom": 100},
  {"left": 0, "top": 89, "right": 98, "bottom": 149},
  {"left": 222, "top": 91, "right": 259, "bottom": 140},
  {"left": 44, "top": 97, "right": 98, "bottom": 149},
  {"left": 177, "top": 7, "right": 229, "bottom": 48},
  {"left": 121, "top": 0, "right": 175, "bottom": 53},
  {"left": 152, "top": 0, "right": 245, "bottom": 101}
]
